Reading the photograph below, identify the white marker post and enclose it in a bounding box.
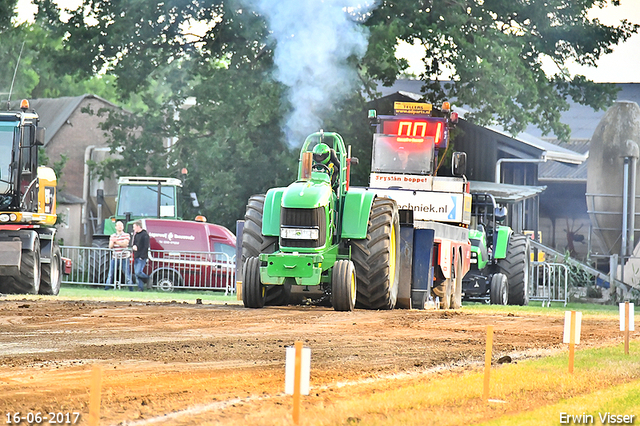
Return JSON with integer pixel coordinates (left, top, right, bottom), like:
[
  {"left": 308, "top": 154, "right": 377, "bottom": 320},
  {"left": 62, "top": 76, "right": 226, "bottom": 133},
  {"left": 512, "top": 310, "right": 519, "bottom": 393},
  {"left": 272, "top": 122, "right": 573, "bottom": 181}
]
[
  {"left": 563, "top": 311, "right": 582, "bottom": 374},
  {"left": 620, "top": 302, "right": 635, "bottom": 355},
  {"left": 285, "top": 341, "right": 311, "bottom": 425}
]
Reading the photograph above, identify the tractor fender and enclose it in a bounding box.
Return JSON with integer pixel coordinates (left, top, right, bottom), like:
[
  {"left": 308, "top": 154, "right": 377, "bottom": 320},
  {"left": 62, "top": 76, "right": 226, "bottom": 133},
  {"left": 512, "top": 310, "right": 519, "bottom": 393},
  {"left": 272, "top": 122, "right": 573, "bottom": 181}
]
[
  {"left": 17, "top": 229, "right": 39, "bottom": 252},
  {"left": 36, "top": 227, "right": 56, "bottom": 262},
  {"left": 262, "top": 188, "right": 286, "bottom": 237},
  {"left": 340, "top": 188, "right": 376, "bottom": 239},
  {"left": 493, "top": 226, "right": 513, "bottom": 260}
]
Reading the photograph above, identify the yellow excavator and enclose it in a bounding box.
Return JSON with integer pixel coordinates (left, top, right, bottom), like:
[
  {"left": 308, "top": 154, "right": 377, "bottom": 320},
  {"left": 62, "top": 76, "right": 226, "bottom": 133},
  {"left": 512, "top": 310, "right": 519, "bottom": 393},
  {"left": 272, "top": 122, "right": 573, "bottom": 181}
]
[{"left": 0, "top": 99, "right": 63, "bottom": 295}]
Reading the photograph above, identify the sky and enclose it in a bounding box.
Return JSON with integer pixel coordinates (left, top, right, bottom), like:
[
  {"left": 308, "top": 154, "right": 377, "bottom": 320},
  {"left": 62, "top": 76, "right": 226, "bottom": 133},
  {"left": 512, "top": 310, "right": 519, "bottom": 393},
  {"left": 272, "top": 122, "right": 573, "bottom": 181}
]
[{"left": 16, "top": 0, "right": 640, "bottom": 83}]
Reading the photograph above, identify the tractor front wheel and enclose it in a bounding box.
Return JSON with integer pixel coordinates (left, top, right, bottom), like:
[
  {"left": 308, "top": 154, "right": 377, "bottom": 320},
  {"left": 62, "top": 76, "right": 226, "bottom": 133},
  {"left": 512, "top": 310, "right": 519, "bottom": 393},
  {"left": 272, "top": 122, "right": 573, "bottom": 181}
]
[
  {"left": 243, "top": 257, "right": 265, "bottom": 308},
  {"left": 331, "top": 260, "right": 356, "bottom": 311},
  {"left": 242, "top": 194, "right": 290, "bottom": 306},
  {"left": 490, "top": 273, "right": 508, "bottom": 305}
]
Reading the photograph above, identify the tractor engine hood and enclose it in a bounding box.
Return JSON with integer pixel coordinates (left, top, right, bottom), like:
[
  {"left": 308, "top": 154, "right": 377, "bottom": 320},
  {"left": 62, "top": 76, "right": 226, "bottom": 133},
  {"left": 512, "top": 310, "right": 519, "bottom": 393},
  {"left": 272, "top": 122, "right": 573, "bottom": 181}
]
[{"left": 281, "top": 177, "right": 333, "bottom": 209}]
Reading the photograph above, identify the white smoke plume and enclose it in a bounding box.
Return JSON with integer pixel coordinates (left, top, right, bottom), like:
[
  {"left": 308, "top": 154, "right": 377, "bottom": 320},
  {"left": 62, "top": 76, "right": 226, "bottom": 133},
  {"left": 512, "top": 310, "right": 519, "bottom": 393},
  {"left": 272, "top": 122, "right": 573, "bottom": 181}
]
[{"left": 244, "top": 0, "right": 378, "bottom": 147}]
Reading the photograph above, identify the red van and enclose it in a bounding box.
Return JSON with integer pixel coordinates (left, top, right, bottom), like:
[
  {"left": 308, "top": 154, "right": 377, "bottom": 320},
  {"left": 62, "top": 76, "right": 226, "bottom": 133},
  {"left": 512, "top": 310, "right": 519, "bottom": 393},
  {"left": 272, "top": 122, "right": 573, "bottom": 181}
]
[{"left": 140, "top": 219, "right": 236, "bottom": 291}]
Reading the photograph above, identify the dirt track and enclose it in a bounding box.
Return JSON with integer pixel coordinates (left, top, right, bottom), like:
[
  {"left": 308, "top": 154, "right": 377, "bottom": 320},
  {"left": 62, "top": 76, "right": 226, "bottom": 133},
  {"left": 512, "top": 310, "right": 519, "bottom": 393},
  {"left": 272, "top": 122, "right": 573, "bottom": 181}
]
[{"left": 0, "top": 298, "right": 627, "bottom": 425}]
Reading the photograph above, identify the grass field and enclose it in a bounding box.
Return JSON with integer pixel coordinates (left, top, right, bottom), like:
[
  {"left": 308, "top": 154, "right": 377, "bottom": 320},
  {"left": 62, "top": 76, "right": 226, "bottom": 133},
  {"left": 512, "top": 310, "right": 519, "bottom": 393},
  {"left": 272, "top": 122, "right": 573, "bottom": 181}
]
[{"left": 304, "top": 343, "right": 640, "bottom": 426}]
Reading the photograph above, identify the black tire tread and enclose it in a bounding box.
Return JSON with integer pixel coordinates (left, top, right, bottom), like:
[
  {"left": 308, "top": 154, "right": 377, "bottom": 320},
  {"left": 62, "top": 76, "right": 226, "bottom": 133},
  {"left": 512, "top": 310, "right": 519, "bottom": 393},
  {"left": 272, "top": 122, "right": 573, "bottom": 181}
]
[
  {"left": 499, "top": 235, "right": 530, "bottom": 306},
  {"left": 352, "top": 197, "right": 400, "bottom": 310},
  {"left": 88, "top": 237, "right": 110, "bottom": 284},
  {"left": 40, "top": 245, "right": 62, "bottom": 295},
  {"left": 490, "top": 273, "right": 508, "bottom": 305},
  {"left": 331, "top": 260, "right": 355, "bottom": 311},
  {"left": 243, "top": 257, "right": 265, "bottom": 308},
  {"left": 242, "top": 194, "right": 289, "bottom": 306},
  {"left": 6, "top": 247, "right": 40, "bottom": 294}
]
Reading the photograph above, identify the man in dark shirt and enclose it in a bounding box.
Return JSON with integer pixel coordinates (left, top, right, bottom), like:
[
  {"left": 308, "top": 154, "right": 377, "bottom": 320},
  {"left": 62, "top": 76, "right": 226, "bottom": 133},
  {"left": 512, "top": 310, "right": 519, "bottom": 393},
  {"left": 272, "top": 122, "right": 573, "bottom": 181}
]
[{"left": 131, "top": 220, "right": 150, "bottom": 291}]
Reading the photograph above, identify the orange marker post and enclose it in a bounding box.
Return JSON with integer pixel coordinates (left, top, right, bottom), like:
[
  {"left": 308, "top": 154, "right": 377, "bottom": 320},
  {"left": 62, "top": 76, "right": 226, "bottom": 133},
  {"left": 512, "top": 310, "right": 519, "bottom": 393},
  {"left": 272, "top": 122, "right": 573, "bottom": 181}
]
[
  {"left": 483, "top": 325, "right": 494, "bottom": 401},
  {"left": 88, "top": 365, "right": 103, "bottom": 426},
  {"left": 563, "top": 310, "right": 582, "bottom": 374},
  {"left": 292, "top": 341, "right": 303, "bottom": 425},
  {"left": 620, "top": 302, "right": 635, "bottom": 355},
  {"left": 625, "top": 302, "right": 630, "bottom": 355}
]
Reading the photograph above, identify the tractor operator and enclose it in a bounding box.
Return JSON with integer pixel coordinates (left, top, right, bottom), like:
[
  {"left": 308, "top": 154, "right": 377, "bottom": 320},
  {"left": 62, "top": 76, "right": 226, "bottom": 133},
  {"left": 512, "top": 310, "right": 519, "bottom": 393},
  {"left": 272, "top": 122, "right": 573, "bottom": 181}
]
[{"left": 312, "top": 143, "right": 339, "bottom": 188}]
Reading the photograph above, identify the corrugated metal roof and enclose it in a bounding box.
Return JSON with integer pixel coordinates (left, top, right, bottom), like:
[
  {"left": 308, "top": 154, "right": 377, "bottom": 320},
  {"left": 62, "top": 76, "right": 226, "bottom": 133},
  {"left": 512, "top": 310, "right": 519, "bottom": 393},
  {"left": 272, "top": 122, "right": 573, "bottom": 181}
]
[
  {"left": 469, "top": 181, "right": 547, "bottom": 203},
  {"left": 455, "top": 106, "right": 587, "bottom": 164},
  {"left": 538, "top": 140, "right": 590, "bottom": 182}
]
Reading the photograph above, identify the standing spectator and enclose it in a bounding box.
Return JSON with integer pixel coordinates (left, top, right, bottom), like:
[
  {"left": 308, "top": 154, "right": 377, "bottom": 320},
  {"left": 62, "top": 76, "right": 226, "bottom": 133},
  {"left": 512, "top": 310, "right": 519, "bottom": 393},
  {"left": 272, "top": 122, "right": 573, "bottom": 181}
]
[
  {"left": 104, "top": 221, "right": 133, "bottom": 289},
  {"left": 131, "top": 220, "right": 150, "bottom": 291}
]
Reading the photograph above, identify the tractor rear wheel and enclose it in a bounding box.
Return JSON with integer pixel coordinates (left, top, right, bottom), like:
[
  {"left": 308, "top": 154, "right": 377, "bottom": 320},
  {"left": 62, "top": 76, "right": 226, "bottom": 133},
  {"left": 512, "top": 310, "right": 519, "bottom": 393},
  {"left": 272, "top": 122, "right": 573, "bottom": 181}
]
[
  {"left": 490, "top": 273, "right": 508, "bottom": 305},
  {"left": 499, "top": 234, "right": 530, "bottom": 306},
  {"left": 243, "top": 256, "right": 265, "bottom": 308},
  {"left": 88, "top": 237, "right": 110, "bottom": 284},
  {"left": 331, "top": 260, "right": 356, "bottom": 311},
  {"left": 352, "top": 197, "right": 400, "bottom": 310},
  {"left": 40, "top": 244, "right": 62, "bottom": 295},
  {"left": 242, "top": 194, "right": 290, "bottom": 306}
]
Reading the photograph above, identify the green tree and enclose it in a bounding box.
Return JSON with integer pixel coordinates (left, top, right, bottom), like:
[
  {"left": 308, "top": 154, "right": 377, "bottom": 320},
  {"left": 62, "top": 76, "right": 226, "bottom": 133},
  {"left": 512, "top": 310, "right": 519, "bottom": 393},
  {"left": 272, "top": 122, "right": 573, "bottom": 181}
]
[
  {"left": 34, "top": 0, "right": 638, "bottom": 228},
  {"left": 0, "top": 1, "right": 122, "bottom": 103}
]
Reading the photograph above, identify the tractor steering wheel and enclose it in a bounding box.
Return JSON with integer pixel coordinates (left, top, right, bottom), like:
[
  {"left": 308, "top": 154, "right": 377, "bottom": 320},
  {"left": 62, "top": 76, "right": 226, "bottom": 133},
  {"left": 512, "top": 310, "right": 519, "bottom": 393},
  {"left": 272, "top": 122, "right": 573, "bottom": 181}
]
[{"left": 312, "top": 163, "right": 331, "bottom": 174}]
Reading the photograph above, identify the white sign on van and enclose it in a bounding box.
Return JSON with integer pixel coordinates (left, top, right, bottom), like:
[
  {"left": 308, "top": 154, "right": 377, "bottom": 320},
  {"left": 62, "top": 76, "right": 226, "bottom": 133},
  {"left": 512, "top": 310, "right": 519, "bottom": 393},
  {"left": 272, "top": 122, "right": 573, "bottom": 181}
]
[{"left": 148, "top": 231, "right": 196, "bottom": 246}]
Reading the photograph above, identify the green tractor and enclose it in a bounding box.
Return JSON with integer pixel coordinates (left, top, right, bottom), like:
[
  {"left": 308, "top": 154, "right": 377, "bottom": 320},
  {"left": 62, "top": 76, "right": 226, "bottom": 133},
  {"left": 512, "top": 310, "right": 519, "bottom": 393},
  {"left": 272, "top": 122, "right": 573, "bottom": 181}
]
[
  {"left": 462, "top": 193, "right": 530, "bottom": 305},
  {"left": 241, "top": 131, "right": 400, "bottom": 311},
  {"left": 89, "top": 176, "right": 186, "bottom": 283}
]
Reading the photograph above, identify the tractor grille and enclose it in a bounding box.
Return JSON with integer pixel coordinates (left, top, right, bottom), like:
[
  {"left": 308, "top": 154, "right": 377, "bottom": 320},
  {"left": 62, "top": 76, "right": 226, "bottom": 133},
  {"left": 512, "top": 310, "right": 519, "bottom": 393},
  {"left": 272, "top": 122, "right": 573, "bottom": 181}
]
[{"left": 280, "top": 207, "right": 326, "bottom": 248}]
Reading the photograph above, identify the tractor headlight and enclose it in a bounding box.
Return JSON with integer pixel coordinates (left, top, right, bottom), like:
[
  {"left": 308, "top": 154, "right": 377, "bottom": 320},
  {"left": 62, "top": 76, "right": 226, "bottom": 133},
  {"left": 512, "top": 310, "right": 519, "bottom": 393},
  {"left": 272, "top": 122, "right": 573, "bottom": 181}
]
[
  {"left": 0, "top": 214, "right": 9, "bottom": 222},
  {"left": 280, "top": 227, "right": 319, "bottom": 240},
  {"left": 9, "top": 214, "right": 16, "bottom": 221}
]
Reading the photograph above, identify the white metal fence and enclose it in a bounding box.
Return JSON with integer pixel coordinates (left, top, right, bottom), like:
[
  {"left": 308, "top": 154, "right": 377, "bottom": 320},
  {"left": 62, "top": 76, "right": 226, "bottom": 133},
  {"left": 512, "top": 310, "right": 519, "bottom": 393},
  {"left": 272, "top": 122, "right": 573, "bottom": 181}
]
[
  {"left": 529, "top": 261, "right": 568, "bottom": 307},
  {"left": 61, "top": 246, "right": 236, "bottom": 294}
]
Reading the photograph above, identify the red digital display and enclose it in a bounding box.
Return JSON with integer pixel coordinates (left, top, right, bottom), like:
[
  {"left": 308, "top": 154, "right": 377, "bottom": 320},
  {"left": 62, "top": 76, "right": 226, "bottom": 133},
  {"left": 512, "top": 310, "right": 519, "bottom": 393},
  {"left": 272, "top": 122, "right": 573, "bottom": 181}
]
[{"left": 381, "top": 118, "right": 446, "bottom": 147}]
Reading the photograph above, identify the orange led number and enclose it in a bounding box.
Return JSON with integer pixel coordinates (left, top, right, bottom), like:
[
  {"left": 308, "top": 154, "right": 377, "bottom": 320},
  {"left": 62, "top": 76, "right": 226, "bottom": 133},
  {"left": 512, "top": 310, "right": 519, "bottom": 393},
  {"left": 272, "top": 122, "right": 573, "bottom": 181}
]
[{"left": 398, "top": 121, "right": 427, "bottom": 137}]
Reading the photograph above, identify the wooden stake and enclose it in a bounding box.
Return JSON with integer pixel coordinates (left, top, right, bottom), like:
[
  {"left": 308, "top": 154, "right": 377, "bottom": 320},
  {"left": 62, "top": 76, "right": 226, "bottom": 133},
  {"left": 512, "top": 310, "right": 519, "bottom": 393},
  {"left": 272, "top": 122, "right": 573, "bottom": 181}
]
[
  {"left": 569, "top": 311, "right": 576, "bottom": 374},
  {"left": 483, "top": 325, "right": 493, "bottom": 401},
  {"left": 292, "top": 341, "right": 303, "bottom": 425},
  {"left": 625, "top": 302, "right": 630, "bottom": 355},
  {"left": 88, "top": 365, "right": 103, "bottom": 426}
]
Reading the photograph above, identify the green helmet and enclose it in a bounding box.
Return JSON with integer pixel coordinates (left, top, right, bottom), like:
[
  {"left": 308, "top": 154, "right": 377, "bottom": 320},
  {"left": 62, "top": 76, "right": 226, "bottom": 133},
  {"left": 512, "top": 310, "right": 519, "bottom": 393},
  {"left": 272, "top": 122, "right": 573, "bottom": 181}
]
[{"left": 312, "top": 143, "right": 331, "bottom": 164}]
